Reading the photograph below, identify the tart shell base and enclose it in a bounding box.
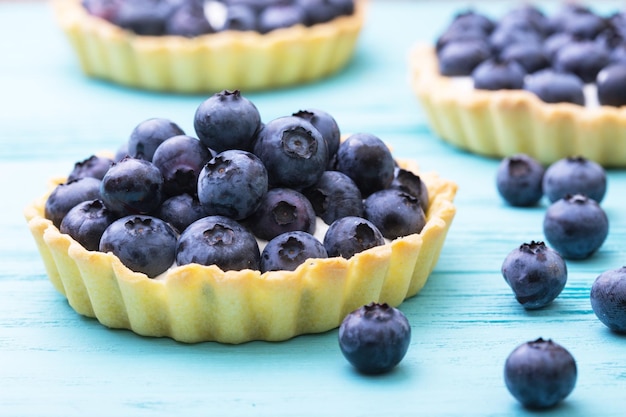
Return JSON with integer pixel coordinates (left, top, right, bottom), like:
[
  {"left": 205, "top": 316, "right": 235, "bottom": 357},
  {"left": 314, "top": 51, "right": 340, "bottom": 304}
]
[
  {"left": 410, "top": 44, "right": 626, "bottom": 167},
  {"left": 52, "top": 0, "right": 366, "bottom": 93},
  {"left": 24, "top": 163, "right": 456, "bottom": 344}
]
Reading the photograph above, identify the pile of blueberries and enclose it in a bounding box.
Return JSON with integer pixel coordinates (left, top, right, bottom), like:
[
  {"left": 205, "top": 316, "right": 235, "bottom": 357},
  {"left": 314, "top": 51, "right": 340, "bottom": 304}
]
[
  {"left": 436, "top": 3, "right": 626, "bottom": 106},
  {"left": 45, "top": 90, "right": 429, "bottom": 278},
  {"left": 82, "top": 0, "right": 355, "bottom": 36}
]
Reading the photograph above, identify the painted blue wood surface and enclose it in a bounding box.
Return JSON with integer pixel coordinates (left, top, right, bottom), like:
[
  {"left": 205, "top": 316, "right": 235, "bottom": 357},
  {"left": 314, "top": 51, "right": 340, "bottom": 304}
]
[{"left": 2, "top": 1, "right": 626, "bottom": 416}]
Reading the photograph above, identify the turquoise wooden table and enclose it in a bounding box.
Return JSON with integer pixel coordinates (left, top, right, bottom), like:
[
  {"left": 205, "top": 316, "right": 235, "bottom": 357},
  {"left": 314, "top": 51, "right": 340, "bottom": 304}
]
[{"left": 3, "top": 1, "right": 626, "bottom": 416}]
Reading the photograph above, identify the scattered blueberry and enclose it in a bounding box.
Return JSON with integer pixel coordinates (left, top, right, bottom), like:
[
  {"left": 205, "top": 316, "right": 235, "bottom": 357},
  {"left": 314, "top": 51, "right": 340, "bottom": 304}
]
[
  {"left": 501, "top": 241, "right": 567, "bottom": 309},
  {"left": 338, "top": 302, "right": 411, "bottom": 375},
  {"left": 323, "top": 216, "right": 385, "bottom": 259},
  {"left": 542, "top": 156, "right": 607, "bottom": 203},
  {"left": 504, "top": 338, "right": 577, "bottom": 409},
  {"left": 260, "top": 231, "right": 328, "bottom": 273},
  {"left": 590, "top": 266, "right": 626, "bottom": 333},
  {"left": 543, "top": 194, "right": 609, "bottom": 260},
  {"left": 496, "top": 154, "right": 545, "bottom": 207},
  {"left": 176, "top": 215, "right": 261, "bottom": 271},
  {"left": 99, "top": 215, "right": 178, "bottom": 278}
]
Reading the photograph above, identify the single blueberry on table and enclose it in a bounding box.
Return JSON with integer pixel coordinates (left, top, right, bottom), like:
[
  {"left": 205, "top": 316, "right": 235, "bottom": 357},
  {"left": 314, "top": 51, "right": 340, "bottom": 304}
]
[
  {"left": 504, "top": 338, "right": 577, "bottom": 409},
  {"left": 302, "top": 170, "right": 363, "bottom": 226},
  {"left": 363, "top": 188, "right": 426, "bottom": 240},
  {"left": 176, "top": 215, "right": 261, "bottom": 272},
  {"left": 338, "top": 302, "right": 411, "bottom": 375},
  {"left": 152, "top": 134, "right": 214, "bottom": 197},
  {"left": 335, "top": 132, "right": 395, "bottom": 197},
  {"left": 45, "top": 177, "right": 102, "bottom": 228},
  {"left": 99, "top": 215, "right": 178, "bottom": 278},
  {"left": 323, "top": 216, "right": 385, "bottom": 259},
  {"left": 542, "top": 156, "right": 607, "bottom": 204},
  {"left": 253, "top": 115, "right": 328, "bottom": 190},
  {"left": 193, "top": 90, "right": 261, "bottom": 153},
  {"left": 590, "top": 267, "right": 626, "bottom": 333},
  {"left": 247, "top": 188, "right": 316, "bottom": 241},
  {"left": 197, "top": 150, "right": 269, "bottom": 220},
  {"left": 100, "top": 156, "right": 164, "bottom": 216},
  {"left": 501, "top": 241, "right": 567, "bottom": 310},
  {"left": 59, "top": 199, "right": 117, "bottom": 251},
  {"left": 127, "top": 117, "right": 185, "bottom": 161},
  {"left": 543, "top": 194, "right": 609, "bottom": 260},
  {"left": 260, "top": 231, "right": 328, "bottom": 273},
  {"left": 496, "top": 154, "right": 545, "bottom": 207}
]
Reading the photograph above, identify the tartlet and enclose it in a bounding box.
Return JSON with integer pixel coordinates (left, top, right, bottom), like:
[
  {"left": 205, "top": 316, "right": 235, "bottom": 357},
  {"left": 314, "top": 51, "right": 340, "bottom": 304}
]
[
  {"left": 52, "top": 0, "right": 366, "bottom": 93},
  {"left": 24, "top": 160, "right": 456, "bottom": 344},
  {"left": 410, "top": 44, "right": 626, "bottom": 168}
]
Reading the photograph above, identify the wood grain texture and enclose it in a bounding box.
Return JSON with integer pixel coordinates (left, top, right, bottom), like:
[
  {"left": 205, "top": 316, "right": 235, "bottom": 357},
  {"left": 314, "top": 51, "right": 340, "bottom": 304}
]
[{"left": 2, "top": 1, "right": 626, "bottom": 416}]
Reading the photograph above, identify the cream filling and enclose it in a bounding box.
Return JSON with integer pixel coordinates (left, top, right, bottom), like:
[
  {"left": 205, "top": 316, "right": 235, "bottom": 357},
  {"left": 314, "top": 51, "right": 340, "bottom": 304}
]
[{"left": 450, "top": 76, "right": 600, "bottom": 108}]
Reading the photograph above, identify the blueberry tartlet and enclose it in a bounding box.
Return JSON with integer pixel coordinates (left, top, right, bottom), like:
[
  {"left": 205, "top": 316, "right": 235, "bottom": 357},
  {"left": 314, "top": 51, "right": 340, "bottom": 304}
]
[
  {"left": 410, "top": 4, "right": 626, "bottom": 167},
  {"left": 24, "top": 92, "right": 457, "bottom": 344},
  {"left": 52, "top": 0, "right": 365, "bottom": 93}
]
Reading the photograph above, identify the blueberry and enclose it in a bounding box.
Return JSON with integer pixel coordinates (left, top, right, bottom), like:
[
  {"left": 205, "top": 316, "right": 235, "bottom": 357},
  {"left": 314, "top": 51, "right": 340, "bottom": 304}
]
[
  {"left": 197, "top": 150, "right": 269, "bottom": 220},
  {"left": 543, "top": 32, "right": 574, "bottom": 61},
  {"left": 504, "top": 338, "right": 577, "bottom": 409},
  {"left": 112, "top": 0, "right": 173, "bottom": 35},
  {"left": 302, "top": 170, "right": 363, "bottom": 225},
  {"left": 390, "top": 167, "right": 429, "bottom": 213},
  {"left": 165, "top": 1, "right": 213, "bottom": 37},
  {"left": 99, "top": 215, "right": 178, "bottom": 278},
  {"left": 543, "top": 194, "right": 609, "bottom": 260},
  {"left": 152, "top": 135, "right": 214, "bottom": 197},
  {"left": 176, "top": 215, "right": 261, "bottom": 271},
  {"left": 501, "top": 241, "right": 567, "bottom": 309},
  {"left": 435, "top": 24, "right": 489, "bottom": 54},
  {"left": 257, "top": 4, "right": 305, "bottom": 34},
  {"left": 335, "top": 133, "right": 394, "bottom": 197},
  {"left": 590, "top": 267, "right": 626, "bottom": 333},
  {"left": 67, "top": 155, "right": 114, "bottom": 182},
  {"left": 253, "top": 116, "right": 328, "bottom": 190},
  {"left": 496, "top": 154, "right": 545, "bottom": 207},
  {"left": 363, "top": 189, "right": 425, "bottom": 240},
  {"left": 523, "top": 69, "right": 585, "bottom": 105},
  {"left": 292, "top": 108, "right": 341, "bottom": 164},
  {"left": 45, "top": 177, "right": 102, "bottom": 228},
  {"left": 156, "top": 193, "right": 207, "bottom": 233},
  {"left": 222, "top": 4, "right": 257, "bottom": 31},
  {"left": 500, "top": 42, "right": 549, "bottom": 74},
  {"left": 472, "top": 57, "right": 526, "bottom": 91},
  {"left": 437, "top": 39, "right": 492, "bottom": 76},
  {"left": 561, "top": 10, "right": 607, "bottom": 39},
  {"left": 193, "top": 90, "right": 261, "bottom": 153},
  {"left": 553, "top": 40, "right": 611, "bottom": 83},
  {"left": 298, "top": 0, "right": 345, "bottom": 26},
  {"left": 597, "top": 63, "right": 626, "bottom": 107},
  {"left": 59, "top": 199, "right": 117, "bottom": 251},
  {"left": 488, "top": 19, "right": 543, "bottom": 54},
  {"left": 542, "top": 156, "right": 607, "bottom": 203},
  {"left": 127, "top": 117, "right": 185, "bottom": 161},
  {"left": 323, "top": 216, "right": 385, "bottom": 259},
  {"left": 247, "top": 188, "right": 316, "bottom": 241},
  {"left": 260, "top": 231, "right": 327, "bottom": 273},
  {"left": 100, "top": 156, "right": 164, "bottom": 216},
  {"left": 338, "top": 302, "right": 411, "bottom": 375}
]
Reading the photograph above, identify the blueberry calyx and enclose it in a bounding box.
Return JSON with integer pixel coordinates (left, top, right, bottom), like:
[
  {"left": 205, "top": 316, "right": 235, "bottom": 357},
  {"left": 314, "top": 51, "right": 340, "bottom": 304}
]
[{"left": 282, "top": 127, "right": 318, "bottom": 159}]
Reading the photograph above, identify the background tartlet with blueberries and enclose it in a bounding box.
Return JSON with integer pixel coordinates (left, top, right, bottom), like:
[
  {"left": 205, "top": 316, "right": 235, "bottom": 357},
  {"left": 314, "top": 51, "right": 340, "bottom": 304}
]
[
  {"left": 410, "top": 3, "right": 626, "bottom": 167},
  {"left": 52, "top": 0, "right": 365, "bottom": 93}
]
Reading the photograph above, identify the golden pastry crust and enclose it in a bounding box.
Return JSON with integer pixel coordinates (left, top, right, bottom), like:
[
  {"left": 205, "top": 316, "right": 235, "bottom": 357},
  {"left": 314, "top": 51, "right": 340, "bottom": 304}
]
[
  {"left": 24, "top": 160, "right": 456, "bottom": 344},
  {"left": 409, "top": 44, "right": 626, "bottom": 167},
  {"left": 52, "top": 0, "right": 366, "bottom": 93}
]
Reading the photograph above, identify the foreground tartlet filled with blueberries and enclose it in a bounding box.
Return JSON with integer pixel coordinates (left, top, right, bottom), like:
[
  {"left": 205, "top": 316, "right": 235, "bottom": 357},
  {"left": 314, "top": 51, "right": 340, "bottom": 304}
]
[
  {"left": 52, "top": 0, "right": 365, "bottom": 92},
  {"left": 24, "top": 90, "right": 457, "bottom": 344},
  {"left": 410, "top": 2, "right": 626, "bottom": 167}
]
